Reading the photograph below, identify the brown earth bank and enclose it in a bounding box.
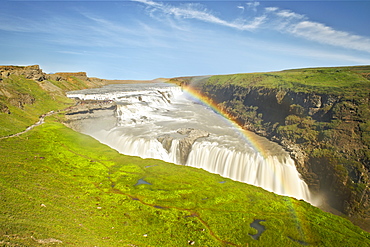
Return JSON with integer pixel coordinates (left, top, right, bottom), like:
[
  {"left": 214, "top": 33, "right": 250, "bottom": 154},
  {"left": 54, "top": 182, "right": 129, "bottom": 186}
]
[{"left": 170, "top": 68, "right": 370, "bottom": 232}]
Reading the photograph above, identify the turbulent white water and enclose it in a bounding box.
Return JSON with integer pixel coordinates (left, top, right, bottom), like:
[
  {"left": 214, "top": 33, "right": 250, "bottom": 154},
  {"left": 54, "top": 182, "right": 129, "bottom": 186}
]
[{"left": 68, "top": 83, "right": 312, "bottom": 203}]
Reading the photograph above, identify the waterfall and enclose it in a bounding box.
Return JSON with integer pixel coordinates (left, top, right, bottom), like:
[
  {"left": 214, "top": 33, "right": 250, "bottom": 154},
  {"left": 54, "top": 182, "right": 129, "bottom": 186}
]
[
  {"left": 187, "top": 142, "right": 311, "bottom": 200},
  {"left": 68, "top": 83, "right": 312, "bottom": 203}
]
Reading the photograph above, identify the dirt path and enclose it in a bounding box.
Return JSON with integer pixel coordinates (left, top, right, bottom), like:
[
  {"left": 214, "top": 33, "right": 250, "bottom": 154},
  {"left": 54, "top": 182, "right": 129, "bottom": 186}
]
[{"left": 0, "top": 110, "right": 57, "bottom": 140}]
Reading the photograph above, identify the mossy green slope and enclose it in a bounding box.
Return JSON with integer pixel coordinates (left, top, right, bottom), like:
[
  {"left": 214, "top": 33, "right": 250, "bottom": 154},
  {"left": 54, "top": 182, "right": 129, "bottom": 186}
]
[{"left": 1, "top": 120, "right": 369, "bottom": 246}]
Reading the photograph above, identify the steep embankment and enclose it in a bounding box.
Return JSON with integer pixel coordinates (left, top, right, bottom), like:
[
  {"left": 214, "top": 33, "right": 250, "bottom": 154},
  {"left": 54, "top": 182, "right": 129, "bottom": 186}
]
[
  {"left": 171, "top": 66, "right": 370, "bottom": 229},
  {"left": 1, "top": 65, "right": 370, "bottom": 246}
]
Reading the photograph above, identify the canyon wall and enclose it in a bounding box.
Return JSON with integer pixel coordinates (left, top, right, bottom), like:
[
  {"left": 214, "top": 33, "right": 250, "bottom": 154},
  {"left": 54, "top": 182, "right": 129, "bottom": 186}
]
[{"left": 171, "top": 68, "right": 370, "bottom": 224}]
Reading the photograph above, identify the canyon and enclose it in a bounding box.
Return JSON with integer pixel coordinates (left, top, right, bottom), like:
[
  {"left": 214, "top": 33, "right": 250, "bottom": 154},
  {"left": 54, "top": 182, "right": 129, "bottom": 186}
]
[
  {"left": 171, "top": 68, "right": 370, "bottom": 229},
  {"left": 1, "top": 65, "right": 369, "bottom": 246}
]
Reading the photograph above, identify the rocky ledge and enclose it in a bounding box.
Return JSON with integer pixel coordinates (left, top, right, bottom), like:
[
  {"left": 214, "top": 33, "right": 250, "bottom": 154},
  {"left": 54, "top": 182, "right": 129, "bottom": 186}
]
[
  {"left": 158, "top": 128, "right": 210, "bottom": 165},
  {"left": 64, "top": 100, "right": 117, "bottom": 132},
  {"left": 0, "top": 65, "right": 106, "bottom": 86}
]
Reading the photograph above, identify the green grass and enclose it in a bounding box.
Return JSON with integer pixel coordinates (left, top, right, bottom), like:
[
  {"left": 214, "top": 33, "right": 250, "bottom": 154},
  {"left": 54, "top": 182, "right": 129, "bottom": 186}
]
[
  {"left": 204, "top": 67, "right": 370, "bottom": 98},
  {"left": 1, "top": 120, "right": 369, "bottom": 246},
  {"left": 47, "top": 77, "right": 92, "bottom": 91},
  {"left": 0, "top": 75, "right": 74, "bottom": 137}
]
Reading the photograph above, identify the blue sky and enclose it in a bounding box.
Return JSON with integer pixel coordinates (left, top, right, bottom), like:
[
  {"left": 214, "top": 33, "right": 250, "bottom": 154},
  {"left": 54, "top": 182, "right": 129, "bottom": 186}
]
[{"left": 1, "top": 0, "right": 370, "bottom": 79}]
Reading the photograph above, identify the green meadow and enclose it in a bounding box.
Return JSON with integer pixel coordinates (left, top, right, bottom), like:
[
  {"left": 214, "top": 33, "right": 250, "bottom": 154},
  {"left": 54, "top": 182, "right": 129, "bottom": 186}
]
[
  {"left": 0, "top": 73, "right": 370, "bottom": 246},
  {"left": 205, "top": 66, "right": 370, "bottom": 98}
]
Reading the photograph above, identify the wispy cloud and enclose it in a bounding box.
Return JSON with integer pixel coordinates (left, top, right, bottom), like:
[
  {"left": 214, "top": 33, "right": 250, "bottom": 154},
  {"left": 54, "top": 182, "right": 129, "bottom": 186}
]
[
  {"left": 133, "top": 0, "right": 265, "bottom": 31},
  {"left": 134, "top": 0, "right": 370, "bottom": 54},
  {"left": 0, "top": 9, "right": 174, "bottom": 49},
  {"left": 287, "top": 21, "right": 370, "bottom": 53},
  {"left": 246, "top": 1, "right": 260, "bottom": 12},
  {"left": 266, "top": 7, "right": 370, "bottom": 53}
]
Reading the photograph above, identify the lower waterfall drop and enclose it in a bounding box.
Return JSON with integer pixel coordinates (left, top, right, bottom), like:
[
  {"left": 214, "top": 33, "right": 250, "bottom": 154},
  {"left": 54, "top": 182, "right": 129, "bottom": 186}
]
[{"left": 186, "top": 142, "right": 311, "bottom": 200}]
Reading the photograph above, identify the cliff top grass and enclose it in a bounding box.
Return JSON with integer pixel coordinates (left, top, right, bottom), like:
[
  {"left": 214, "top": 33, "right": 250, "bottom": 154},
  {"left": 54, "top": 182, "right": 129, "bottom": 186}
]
[{"left": 204, "top": 66, "right": 370, "bottom": 99}]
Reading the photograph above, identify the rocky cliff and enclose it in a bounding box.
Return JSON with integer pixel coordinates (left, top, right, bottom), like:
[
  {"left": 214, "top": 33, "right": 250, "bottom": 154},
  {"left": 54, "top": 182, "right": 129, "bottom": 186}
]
[
  {"left": 63, "top": 100, "right": 117, "bottom": 132},
  {"left": 0, "top": 65, "right": 106, "bottom": 88},
  {"left": 171, "top": 66, "right": 370, "bottom": 230},
  {"left": 0, "top": 65, "right": 46, "bottom": 81},
  {"left": 0, "top": 65, "right": 108, "bottom": 137}
]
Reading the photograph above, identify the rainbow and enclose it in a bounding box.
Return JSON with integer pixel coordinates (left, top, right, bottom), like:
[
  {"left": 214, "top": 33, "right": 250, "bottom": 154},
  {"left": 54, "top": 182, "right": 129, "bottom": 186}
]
[
  {"left": 181, "top": 84, "right": 312, "bottom": 203},
  {"left": 181, "top": 85, "right": 269, "bottom": 158},
  {"left": 181, "top": 84, "right": 313, "bottom": 234}
]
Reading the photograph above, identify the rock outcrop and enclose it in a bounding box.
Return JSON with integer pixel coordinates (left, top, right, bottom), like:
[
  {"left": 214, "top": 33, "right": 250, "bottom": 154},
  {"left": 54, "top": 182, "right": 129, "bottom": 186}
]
[
  {"left": 0, "top": 65, "right": 106, "bottom": 88},
  {"left": 157, "top": 128, "right": 210, "bottom": 164},
  {"left": 64, "top": 100, "right": 117, "bottom": 132},
  {"left": 0, "top": 65, "right": 46, "bottom": 81}
]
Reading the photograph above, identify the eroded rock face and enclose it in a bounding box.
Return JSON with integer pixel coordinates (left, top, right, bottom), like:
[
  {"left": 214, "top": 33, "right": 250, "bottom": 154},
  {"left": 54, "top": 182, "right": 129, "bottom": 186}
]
[
  {"left": 177, "top": 128, "right": 210, "bottom": 165},
  {"left": 157, "top": 128, "right": 210, "bottom": 165},
  {"left": 0, "top": 65, "right": 46, "bottom": 81},
  {"left": 0, "top": 65, "right": 106, "bottom": 89},
  {"left": 8, "top": 93, "right": 36, "bottom": 109},
  {"left": 64, "top": 100, "right": 117, "bottom": 132},
  {"left": 157, "top": 134, "right": 173, "bottom": 152}
]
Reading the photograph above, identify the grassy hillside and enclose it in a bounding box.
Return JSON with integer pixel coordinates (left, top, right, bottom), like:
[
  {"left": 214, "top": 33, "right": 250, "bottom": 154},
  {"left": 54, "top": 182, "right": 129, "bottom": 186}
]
[
  {"left": 0, "top": 67, "right": 370, "bottom": 246},
  {"left": 0, "top": 73, "right": 105, "bottom": 137},
  {"left": 0, "top": 75, "right": 71, "bottom": 136}
]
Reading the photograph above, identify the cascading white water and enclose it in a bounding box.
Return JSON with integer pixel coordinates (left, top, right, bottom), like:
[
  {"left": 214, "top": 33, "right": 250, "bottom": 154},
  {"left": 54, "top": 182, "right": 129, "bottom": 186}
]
[
  {"left": 187, "top": 142, "right": 310, "bottom": 200},
  {"left": 67, "top": 83, "right": 312, "bottom": 203}
]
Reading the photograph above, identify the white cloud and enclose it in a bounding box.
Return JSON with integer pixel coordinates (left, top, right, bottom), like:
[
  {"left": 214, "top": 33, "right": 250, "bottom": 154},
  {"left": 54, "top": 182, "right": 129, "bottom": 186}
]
[
  {"left": 265, "top": 7, "right": 278, "bottom": 12},
  {"left": 134, "top": 0, "right": 161, "bottom": 7},
  {"left": 237, "top": 6, "right": 245, "bottom": 12},
  {"left": 260, "top": 40, "right": 370, "bottom": 64},
  {"left": 276, "top": 10, "right": 304, "bottom": 19},
  {"left": 246, "top": 1, "right": 260, "bottom": 12},
  {"left": 287, "top": 21, "right": 370, "bottom": 53},
  {"left": 132, "top": 0, "right": 265, "bottom": 31},
  {"left": 76, "top": 1, "right": 370, "bottom": 55}
]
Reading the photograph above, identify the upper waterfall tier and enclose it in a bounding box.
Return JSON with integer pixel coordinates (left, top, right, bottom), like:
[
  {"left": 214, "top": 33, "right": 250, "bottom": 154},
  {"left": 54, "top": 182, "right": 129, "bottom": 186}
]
[{"left": 67, "top": 83, "right": 312, "bottom": 203}]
